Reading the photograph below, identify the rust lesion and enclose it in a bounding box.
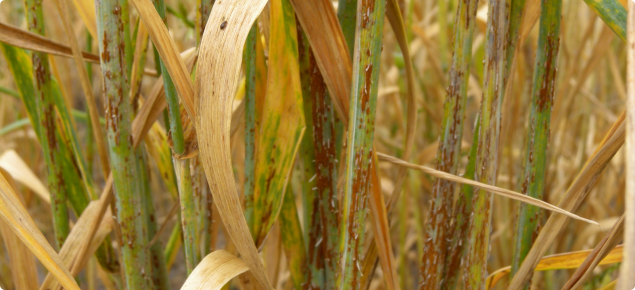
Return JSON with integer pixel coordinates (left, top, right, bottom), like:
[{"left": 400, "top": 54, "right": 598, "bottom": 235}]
[
  {"left": 536, "top": 34, "right": 559, "bottom": 112},
  {"left": 360, "top": 0, "right": 376, "bottom": 28},
  {"left": 101, "top": 30, "right": 112, "bottom": 63}
]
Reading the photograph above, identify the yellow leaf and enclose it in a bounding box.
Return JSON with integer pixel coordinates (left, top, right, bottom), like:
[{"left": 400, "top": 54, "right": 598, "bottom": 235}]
[
  {"left": 0, "top": 168, "right": 38, "bottom": 290},
  {"left": 0, "top": 150, "right": 50, "bottom": 204},
  {"left": 486, "top": 245, "right": 623, "bottom": 289}
]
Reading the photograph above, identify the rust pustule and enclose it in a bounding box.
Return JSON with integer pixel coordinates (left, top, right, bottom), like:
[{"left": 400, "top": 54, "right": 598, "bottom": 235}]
[
  {"left": 360, "top": 0, "right": 376, "bottom": 28},
  {"left": 101, "top": 31, "right": 111, "bottom": 63},
  {"left": 360, "top": 64, "right": 373, "bottom": 114}
]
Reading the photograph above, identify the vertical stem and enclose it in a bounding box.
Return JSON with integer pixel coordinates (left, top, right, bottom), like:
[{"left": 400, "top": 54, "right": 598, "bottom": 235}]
[
  {"left": 195, "top": 0, "right": 215, "bottom": 259},
  {"left": 505, "top": 0, "right": 527, "bottom": 76},
  {"left": 24, "top": 0, "right": 70, "bottom": 249},
  {"left": 150, "top": 0, "right": 198, "bottom": 274},
  {"left": 138, "top": 150, "right": 170, "bottom": 290},
  {"left": 511, "top": 0, "right": 562, "bottom": 281},
  {"left": 443, "top": 117, "right": 479, "bottom": 289},
  {"left": 96, "top": 0, "right": 151, "bottom": 287},
  {"left": 443, "top": 0, "right": 525, "bottom": 285},
  {"left": 120, "top": 0, "right": 133, "bottom": 75},
  {"left": 177, "top": 159, "right": 198, "bottom": 274},
  {"left": 339, "top": 0, "right": 385, "bottom": 288},
  {"left": 298, "top": 28, "right": 339, "bottom": 289},
  {"left": 419, "top": 0, "right": 479, "bottom": 288},
  {"left": 465, "top": 0, "right": 508, "bottom": 287}
]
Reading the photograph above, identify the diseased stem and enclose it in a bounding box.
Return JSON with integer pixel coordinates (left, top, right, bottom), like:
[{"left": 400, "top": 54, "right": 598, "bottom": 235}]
[
  {"left": 511, "top": 0, "right": 562, "bottom": 283},
  {"left": 419, "top": 0, "right": 479, "bottom": 287},
  {"left": 443, "top": 117, "right": 479, "bottom": 289},
  {"left": 194, "top": 0, "right": 215, "bottom": 259},
  {"left": 298, "top": 27, "right": 339, "bottom": 290},
  {"left": 339, "top": 0, "right": 386, "bottom": 288},
  {"left": 96, "top": 0, "right": 151, "bottom": 287},
  {"left": 442, "top": 0, "right": 526, "bottom": 285},
  {"left": 54, "top": 0, "right": 111, "bottom": 178},
  {"left": 177, "top": 158, "right": 198, "bottom": 273},
  {"left": 465, "top": 0, "right": 508, "bottom": 287},
  {"left": 150, "top": 0, "right": 199, "bottom": 274},
  {"left": 24, "top": 0, "right": 70, "bottom": 249},
  {"left": 138, "top": 149, "right": 170, "bottom": 289}
]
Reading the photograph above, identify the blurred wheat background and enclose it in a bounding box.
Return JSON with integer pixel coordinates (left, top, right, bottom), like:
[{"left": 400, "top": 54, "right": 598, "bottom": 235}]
[{"left": 0, "top": 0, "right": 631, "bottom": 289}]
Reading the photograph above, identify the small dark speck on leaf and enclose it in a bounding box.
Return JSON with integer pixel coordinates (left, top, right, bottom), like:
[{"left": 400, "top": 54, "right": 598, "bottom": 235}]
[{"left": 220, "top": 21, "right": 228, "bottom": 30}]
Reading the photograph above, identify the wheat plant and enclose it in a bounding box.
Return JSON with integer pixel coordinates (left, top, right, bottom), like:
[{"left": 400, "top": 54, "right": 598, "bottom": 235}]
[{"left": 0, "top": 0, "right": 631, "bottom": 289}]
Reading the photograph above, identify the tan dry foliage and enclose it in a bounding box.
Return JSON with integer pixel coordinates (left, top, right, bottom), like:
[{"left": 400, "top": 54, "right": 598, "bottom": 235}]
[
  {"left": 180, "top": 250, "right": 249, "bottom": 290},
  {"left": 0, "top": 169, "right": 79, "bottom": 290},
  {"left": 195, "top": 0, "right": 273, "bottom": 288}
]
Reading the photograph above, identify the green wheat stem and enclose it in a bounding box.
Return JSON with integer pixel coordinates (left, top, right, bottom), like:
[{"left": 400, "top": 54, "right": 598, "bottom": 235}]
[
  {"left": 96, "top": 0, "right": 152, "bottom": 287},
  {"left": 138, "top": 149, "right": 170, "bottom": 289},
  {"left": 23, "top": 0, "right": 70, "bottom": 248},
  {"left": 194, "top": 0, "right": 214, "bottom": 259},
  {"left": 150, "top": 0, "right": 198, "bottom": 274},
  {"left": 465, "top": 0, "right": 508, "bottom": 287},
  {"left": 120, "top": 0, "right": 133, "bottom": 75},
  {"left": 511, "top": 0, "right": 562, "bottom": 282}
]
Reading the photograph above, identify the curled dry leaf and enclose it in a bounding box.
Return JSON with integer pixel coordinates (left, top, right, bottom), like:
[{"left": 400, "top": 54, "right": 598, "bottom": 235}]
[
  {"left": 180, "top": 250, "right": 249, "bottom": 290},
  {"left": 171, "top": 77, "right": 246, "bottom": 160},
  {"left": 195, "top": 0, "right": 273, "bottom": 289}
]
